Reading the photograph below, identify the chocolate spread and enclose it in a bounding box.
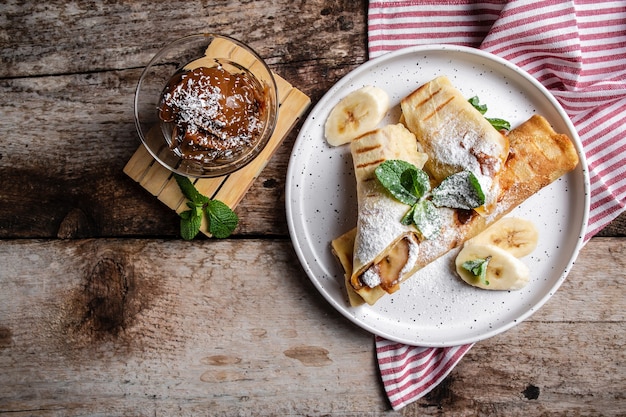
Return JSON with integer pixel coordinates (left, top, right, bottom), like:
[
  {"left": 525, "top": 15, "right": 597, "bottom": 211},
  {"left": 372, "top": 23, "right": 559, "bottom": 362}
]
[{"left": 158, "top": 65, "right": 268, "bottom": 163}]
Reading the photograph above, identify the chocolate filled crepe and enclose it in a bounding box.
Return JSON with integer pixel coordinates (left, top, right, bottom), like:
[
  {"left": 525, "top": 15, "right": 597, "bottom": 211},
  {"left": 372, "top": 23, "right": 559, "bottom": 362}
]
[
  {"left": 333, "top": 78, "right": 579, "bottom": 306},
  {"left": 336, "top": 123, "right": 428, "bottom": 303},
  {"left": 401, "top": 75, "right": 509, "bottom": 214}
]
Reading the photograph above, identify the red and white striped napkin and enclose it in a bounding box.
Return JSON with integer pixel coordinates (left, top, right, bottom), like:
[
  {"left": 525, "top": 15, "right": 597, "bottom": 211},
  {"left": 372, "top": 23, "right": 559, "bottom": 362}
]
[{"left": 368, "top": 0, "right": 626, "bottom": 410}]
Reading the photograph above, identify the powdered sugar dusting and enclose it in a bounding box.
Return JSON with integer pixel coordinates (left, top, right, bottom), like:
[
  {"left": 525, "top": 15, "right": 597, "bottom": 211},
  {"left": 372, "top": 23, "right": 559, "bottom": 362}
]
[
  {"left": 399, "top": 236, "right": 420, "bottom": 277},
  {"left": 415, "top": 207, "right": 461, "bottom": 263},
  {"left": 428, "top": 125, "right": 503, "bottom": 208},
  {"left": 361, "top": 266, "right": 382, "bottom": 288},
  {"left": 353, "top": 180, "right": 416, "bottom": 271}
]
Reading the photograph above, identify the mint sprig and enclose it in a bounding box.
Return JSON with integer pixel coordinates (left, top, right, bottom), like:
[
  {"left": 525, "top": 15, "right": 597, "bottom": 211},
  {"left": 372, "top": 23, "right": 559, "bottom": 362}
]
[
  {"left": 375, "top": 159, "right": 423, "bottom": 205},
  {"left": 174, "top": 174, "right": 239, "bottom": 240},
  {"left": 205, "top": 200, "right": 239, "bottom": 239},
  {"left": 431, "top": 171, "right": 485, "bottom": 210},
  {"left": 468, "top": 96, "right": 511, "bottom": 132},
  {"left": 374, "top": 160, "right": 485, "bottom": 240},
  {"left": 176, "top": 174, "right": 210, "bottom": 206},
  {"left": 462, "top": 257, "right": 491, "bottom": 286},
  {"left": 179, "top": 205, "right": 203, "bottom": 240},
  {"left": 407, "top": 199, "right": 442, "bottom": 240}
]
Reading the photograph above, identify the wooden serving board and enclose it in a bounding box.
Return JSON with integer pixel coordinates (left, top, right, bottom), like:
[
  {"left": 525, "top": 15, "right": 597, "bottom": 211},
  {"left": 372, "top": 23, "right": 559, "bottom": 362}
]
[{"left": 124, "top": 38, "right": 311, "bottom": 236}]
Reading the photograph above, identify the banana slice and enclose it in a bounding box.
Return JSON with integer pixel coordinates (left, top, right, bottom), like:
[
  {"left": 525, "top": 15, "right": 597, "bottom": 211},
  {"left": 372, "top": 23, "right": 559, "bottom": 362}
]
[
  {"left": 467, "top": 217, "right": 539, "bottom": 258},
  {"left": 324, "top": 85, "right": 390, "bottom": 146},
  {"left": 455, "top": 243, "right": 530, "bottom": 290}
]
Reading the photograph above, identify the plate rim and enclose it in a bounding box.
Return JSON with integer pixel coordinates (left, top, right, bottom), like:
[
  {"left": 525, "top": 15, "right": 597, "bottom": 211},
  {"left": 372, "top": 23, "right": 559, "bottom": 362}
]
[{"left": 285, "top": 44, "right": 590, "bottom": 347}]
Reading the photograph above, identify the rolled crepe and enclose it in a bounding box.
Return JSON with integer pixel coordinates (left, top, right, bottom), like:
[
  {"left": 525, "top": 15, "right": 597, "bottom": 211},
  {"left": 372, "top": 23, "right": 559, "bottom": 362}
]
[
  {"left": 330, "top": 228, "right": 364, "bottom": 307},
  {"left": 348, "top": 123, "right": 428, "bottom": 304},
  {"left": 401, "top": 76, "right": 509, "bottom": 214},
  {"left": 333, "top": 114, "right": 579, "bottom": 306}
]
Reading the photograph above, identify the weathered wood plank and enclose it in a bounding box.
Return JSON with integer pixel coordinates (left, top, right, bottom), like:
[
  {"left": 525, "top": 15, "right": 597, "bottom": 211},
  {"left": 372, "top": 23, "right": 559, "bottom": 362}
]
[
  {"left": 0, "top": 238, "right": 380, "bottom": 415},
  {"left": 0, "top": 0, "right": 367, "bottom": 239},
  {"left": 0, "top": 238, "right": 623, "bottom": 416},
  {"left": 0, "top": 1, "right": 368, "bottom": 78},
  {"left": 0, "top": 1, "right": 624, "bottom": 415}
]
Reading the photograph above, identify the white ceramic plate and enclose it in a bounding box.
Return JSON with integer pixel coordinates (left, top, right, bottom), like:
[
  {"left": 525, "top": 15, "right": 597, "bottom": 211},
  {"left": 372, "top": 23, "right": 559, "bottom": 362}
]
[{"left": 285, "top": 45, "right": 590, "bottom": 347}]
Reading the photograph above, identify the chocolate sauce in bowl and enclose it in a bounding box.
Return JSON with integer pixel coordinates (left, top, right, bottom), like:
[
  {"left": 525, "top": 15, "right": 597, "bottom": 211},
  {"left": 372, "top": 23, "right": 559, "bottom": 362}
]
[{"left": 158, "top": 63, "right": 269, "bottom": 165}]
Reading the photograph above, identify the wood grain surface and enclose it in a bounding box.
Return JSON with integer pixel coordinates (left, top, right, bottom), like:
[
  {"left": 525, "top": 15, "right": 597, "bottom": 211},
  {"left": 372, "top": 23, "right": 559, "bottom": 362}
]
[{"left": 0, "top": 1, "right": 624, "bottom": 416}]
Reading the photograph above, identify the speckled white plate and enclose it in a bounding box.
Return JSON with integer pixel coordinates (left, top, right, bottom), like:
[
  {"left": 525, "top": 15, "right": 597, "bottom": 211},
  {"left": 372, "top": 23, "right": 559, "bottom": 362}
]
[{"left": 285, "top": 45, "right": 590, "bottom": 347}]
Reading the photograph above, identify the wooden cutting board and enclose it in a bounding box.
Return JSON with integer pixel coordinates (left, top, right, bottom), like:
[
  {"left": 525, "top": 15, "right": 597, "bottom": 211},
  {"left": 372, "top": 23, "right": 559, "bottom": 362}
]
[{"left": 124, "top": 38, "right": 311, "bottom": 236}]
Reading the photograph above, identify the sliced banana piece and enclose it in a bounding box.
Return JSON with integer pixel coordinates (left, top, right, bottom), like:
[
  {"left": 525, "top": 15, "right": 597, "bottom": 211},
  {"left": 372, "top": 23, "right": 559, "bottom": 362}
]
[
  {"left": 468, "top": 217, "right": 539, "bottom": 258},
  {"left": 324, "top": 85, "right": 390, "bottom": 146},
  {"left": 455, "top": 243, "right": 530, "bottom": 290}
]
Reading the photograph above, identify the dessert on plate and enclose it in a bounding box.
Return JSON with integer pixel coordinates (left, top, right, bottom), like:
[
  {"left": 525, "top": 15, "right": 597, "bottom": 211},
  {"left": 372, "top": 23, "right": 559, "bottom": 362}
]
[{"left": 328, "top": 76, "right": 579, "bottom": 306}]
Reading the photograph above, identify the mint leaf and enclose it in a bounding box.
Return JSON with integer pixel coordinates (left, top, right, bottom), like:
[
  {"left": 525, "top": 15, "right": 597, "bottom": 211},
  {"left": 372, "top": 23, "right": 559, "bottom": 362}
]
[
  {"left": 174, "top": 174, "right": 239, "bottom": 239},
  {"left": 186, "top": 200, "right": 204, "bottom": 217},
  {"left": 462, "top": 257, "right": 491, "bottom": 286},
  {"left": 432, "top": 171, "right": 485, "bottom": 210},
  {"left": 412, "top": 200, "right": 441, "bottom": 240},
  {"left": 180, "top": 209, "right": 202, "bottom": 241},
  {"left": 468, "top": 96, "right": 487, "bottom": 114},
  {"left": 400, "top": 167, "right": 430, "bottom": 199},
  {"left": 400, "top": 205, "right": 416, "bottom": 226},
  {"left": 375, "top": 160, "right": 428, "bottom": 205},
  {"left": 468, "top": 96, "right": 510, "bottom": 131},
  {"left": 486, "top": 117, "right": 511, "bottom": 131},
  {"left": 205, "top": 200, "right": 239, "bottom": 238},
  {"left": 174, "top": 174, "right": 209, "bottom": 205}
]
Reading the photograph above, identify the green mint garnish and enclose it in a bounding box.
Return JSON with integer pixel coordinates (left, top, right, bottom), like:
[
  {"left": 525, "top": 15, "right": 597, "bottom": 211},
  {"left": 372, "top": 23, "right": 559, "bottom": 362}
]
[
  {"left": 410, "top": 199, "right": 442, "bottom": 240},
  {"left": 462, "top": 257, "right": 491, "bottom": 286},
  {"left": 205, "top": 200, "right": 239, "bottom": 239},
  {"left": 485, "top": 117, "right": 511, "bottom": 131},
  {"left": 375, "top": 159, "right": 424, "bottom": 205},
  {"left": 375, "top": 160, "right": 485, "bottom": 240},
  {"left": 431, "top": 171, "right": 485, "bottom": 210},
  {"left": 174, "top": 174, "right": 239, "bottom": 240},
  {"left": 468, "top": 96, "right": 487, "bottom": 114},
  {"left": 468, "top": 96, "right": 511, "bottom": 131},
  {"left": 175, "top": 173, "right": 210, "bottom": 206},
  {"left": 179, "top": 206, "right": 203, "bottom": 241}
]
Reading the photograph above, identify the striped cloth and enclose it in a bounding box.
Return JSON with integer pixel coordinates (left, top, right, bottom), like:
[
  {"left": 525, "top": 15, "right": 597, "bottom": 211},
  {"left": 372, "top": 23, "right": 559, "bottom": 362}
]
[{"left": 368, "top": 0, "right": 626, "bottom": 410}]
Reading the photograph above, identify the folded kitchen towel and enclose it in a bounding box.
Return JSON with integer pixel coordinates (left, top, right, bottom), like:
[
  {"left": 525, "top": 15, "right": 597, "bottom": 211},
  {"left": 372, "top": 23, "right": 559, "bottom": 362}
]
[{"left": 368, "top": 0, "right": 626, "bottom": 410}]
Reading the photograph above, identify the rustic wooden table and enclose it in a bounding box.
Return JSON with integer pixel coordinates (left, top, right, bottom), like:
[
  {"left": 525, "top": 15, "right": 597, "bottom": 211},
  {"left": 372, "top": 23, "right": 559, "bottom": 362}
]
[{"left": 1, "top": 1, "right": 624, "bottom": 416}]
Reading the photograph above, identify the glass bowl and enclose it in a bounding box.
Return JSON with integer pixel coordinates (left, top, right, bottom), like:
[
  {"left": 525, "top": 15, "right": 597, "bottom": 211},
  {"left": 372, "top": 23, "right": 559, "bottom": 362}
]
[{"left": 134, "top": 34, "right": 278, "bottom": 178}]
